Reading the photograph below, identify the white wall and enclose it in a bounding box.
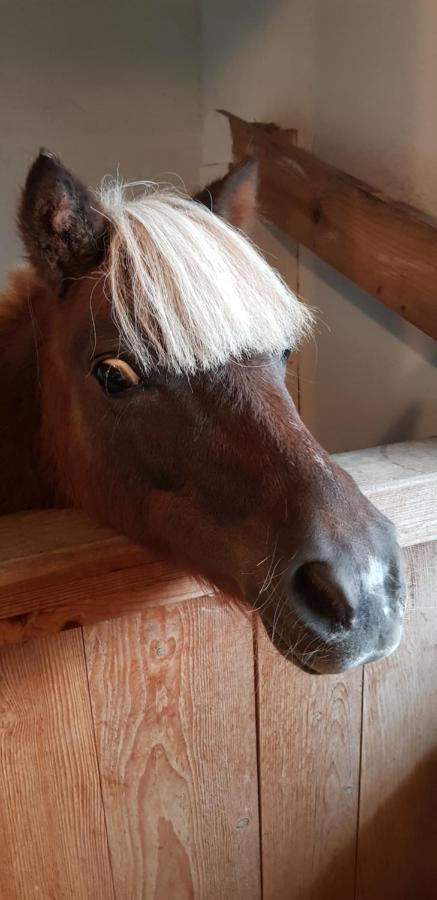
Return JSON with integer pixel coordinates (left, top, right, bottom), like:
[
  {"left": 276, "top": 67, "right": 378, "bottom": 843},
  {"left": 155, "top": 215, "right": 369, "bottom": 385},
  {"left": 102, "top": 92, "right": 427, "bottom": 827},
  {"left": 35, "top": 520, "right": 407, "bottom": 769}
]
[
  {"left": 199, "top": 0, "right": 437, "bottom": 452},
  {"left": 0, "top": 0, "right": 201, "bottom": 281}
]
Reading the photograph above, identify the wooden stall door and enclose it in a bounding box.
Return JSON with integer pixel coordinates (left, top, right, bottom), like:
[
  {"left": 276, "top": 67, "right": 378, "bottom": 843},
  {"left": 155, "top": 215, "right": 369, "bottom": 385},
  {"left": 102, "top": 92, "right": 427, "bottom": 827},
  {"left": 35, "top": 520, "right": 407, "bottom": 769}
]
[
  {"left": 0, "top": 630, "right": 115, "bottom": 899},
  {"left": 257, "top": 539, "right": 437, "bottom": 900},
  {"left": 84, "top": 598, "right": 261, "bottom": 900},
  {"left": 0, "top": 597, "right": 261, "bottom": 900},
  {"left": 0, "top": 440, "right": 436, "bottom": 899},
  {"left": 356, "top": 541, "right": 437, "bottom": 900},
  {"left": 256, "top": 622, "right": 363, "bottom": 900}
]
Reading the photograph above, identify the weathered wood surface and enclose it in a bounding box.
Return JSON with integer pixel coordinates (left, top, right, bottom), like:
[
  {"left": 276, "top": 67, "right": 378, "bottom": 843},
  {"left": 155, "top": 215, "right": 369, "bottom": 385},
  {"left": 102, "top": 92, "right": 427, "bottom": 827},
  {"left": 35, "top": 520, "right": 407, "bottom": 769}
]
[
  {"left": 336, "top": 437, "right": 437, "bottom": 547},
  {"left": 222, "top": 110, "right": 437, "bottom": 342},
  {"left": 256, "top": 617, "right": 362, "bottom": 900},
  {"left": 0, "top": 510, "right": 213, "bottom": 644},
  {"left": 0, "top": 629, "right": 115, "bottom": 898},
  {"left": 253, "top": 449, "right": 437, "bottom": 900},
  {"left": 84, "top": 598, "right": 261, "bottom": 900},
  {"left": 0, "top": 439, "right": 435, "bottom": 645},
  {"left": 255, "top": 542, "right": 437, "bottom": 900},
  {"left": 355, "top": 540, "right": 437, "bottom": 900},
  {"left": 0, "top": 439, "right": 435, "bottom": 899}
]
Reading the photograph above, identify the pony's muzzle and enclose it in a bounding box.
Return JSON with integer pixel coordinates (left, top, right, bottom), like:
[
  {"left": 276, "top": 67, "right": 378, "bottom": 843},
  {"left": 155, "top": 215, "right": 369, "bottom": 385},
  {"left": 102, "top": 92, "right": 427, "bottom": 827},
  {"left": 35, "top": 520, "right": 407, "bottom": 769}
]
[{"left": 285, "top": 517, "right": 406, "bottom": 673}]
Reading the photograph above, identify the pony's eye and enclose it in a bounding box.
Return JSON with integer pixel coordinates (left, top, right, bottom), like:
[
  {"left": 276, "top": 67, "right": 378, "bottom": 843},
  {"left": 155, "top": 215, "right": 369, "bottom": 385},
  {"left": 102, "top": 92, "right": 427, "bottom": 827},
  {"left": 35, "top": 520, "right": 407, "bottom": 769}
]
[
  {"left": 93, "top": 358, "right": 140, "bottom": 394},
  {"left": 282, "top": 349, "right": 291, "bottom": 362}
]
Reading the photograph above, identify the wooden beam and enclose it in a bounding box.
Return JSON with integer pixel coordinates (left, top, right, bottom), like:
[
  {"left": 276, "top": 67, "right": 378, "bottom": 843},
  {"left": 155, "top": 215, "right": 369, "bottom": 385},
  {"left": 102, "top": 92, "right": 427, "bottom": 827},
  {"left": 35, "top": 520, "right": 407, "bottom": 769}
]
[
  {"left": 336, "top": 438, "right": 437, "bottom": 548},
  {"left": 0, "top": 509, "right": 214, "bottom": 644},
  {"left": 0, "top": 438, "right": 436, "bottom": 644},
  {"left": 221, "top": 111, "right": 437, "bottom": 341}
]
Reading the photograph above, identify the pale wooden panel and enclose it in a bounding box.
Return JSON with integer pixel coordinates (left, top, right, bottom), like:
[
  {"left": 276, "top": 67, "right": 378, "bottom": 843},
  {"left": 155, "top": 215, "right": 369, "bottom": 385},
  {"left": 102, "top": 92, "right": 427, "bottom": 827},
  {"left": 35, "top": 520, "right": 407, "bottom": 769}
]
[
  {"left": 0, "top": 629, "right": 115, "bottom": 899},
  {"left": 0, "top": 575, "right": 212, "bottom": 646},
  {"left": 356, "top": 541, "right": 437, "bottom": 900},
  {"left": 0, "top": 510, "right": 213, "bottom": 644},
  {"left": 257, "top": 620, "right": 363, "bottom": 900},
  {"left": 84, "top": 597, "right": 260, "bottom": 900},
  {"left": 335, "top": 438, "right": 437, "bottom": 548}
]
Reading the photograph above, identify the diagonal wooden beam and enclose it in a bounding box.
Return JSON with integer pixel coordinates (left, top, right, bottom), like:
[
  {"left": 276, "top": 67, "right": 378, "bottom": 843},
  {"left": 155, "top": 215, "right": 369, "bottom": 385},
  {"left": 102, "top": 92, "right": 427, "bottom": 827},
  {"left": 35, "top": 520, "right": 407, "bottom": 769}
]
[{"left": 221, "top": 110, "right": 437, "bottom": 341}]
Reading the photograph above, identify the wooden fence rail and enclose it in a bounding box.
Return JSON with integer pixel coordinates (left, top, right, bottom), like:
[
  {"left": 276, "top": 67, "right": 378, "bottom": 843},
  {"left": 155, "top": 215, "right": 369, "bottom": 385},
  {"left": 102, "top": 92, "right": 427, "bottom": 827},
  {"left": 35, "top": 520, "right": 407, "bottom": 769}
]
[{"left": 0, "top": 438, "right": 436, "bottom": 899}]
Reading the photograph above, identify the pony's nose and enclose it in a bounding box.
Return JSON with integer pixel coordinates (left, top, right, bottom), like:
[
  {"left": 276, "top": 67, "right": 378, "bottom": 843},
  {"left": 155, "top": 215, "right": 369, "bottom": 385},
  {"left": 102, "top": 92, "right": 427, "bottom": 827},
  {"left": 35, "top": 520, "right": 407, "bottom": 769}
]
[{"left": 291, "top": 560, "right": 358, "bottom": 633}]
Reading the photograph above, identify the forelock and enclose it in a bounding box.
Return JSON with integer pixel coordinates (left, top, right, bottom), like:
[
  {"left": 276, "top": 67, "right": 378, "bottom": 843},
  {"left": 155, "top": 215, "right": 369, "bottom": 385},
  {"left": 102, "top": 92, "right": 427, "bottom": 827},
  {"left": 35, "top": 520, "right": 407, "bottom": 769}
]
[{"left": 97, "top": 179, "right": 313, "bottom": 374}]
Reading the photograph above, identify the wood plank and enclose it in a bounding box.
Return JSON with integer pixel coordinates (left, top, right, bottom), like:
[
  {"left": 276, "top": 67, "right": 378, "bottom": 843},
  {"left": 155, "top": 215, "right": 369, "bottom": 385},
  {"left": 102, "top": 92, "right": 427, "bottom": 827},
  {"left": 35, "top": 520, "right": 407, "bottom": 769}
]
[
  {"left": 0, "top": 510, "right": 213, "bottom": 644},
  {"left": 334, "top": 437, "right": 437, "bottom": 548},
  {"left": 0, "top": 571, "right": 211, "bottom": 646},
  {"left": 222, "top": 110, "right": 437, "bottom": 342},
  {"left": 256, "top": 617, "right": 363, "bottom": 900},
  {"left": 249, "top": 443, "right": 437, "bottom": 900},
  {"left": 0, "top": 628, "right": 115, "bottom": 898},
  {"left": 84, "top": 597, "right": 261, "bottom": 900},
  {"left": 356, "top": 541, "right": 437, "bottom": 900}
]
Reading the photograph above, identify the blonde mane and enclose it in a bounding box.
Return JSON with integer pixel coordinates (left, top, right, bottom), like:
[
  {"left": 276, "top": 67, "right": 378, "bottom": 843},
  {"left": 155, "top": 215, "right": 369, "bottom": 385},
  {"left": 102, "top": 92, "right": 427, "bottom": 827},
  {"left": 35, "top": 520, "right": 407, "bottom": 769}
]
[{"left": 98, "top": 181, "right": 313, "bottom": 374}]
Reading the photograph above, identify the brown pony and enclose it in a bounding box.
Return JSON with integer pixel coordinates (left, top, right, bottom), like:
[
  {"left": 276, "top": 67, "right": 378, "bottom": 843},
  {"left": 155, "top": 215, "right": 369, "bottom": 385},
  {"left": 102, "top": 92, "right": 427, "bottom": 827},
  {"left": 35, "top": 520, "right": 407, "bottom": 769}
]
[{"left": 0, "top": 151, "right": 405, "bottom": 673}]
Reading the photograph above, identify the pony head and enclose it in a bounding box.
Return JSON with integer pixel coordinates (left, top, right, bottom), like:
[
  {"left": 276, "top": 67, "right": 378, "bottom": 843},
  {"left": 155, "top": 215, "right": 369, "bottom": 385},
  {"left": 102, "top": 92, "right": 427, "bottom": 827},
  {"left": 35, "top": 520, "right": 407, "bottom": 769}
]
[{"left": 16, "top": 150, "right": 405, "bottom": 672}]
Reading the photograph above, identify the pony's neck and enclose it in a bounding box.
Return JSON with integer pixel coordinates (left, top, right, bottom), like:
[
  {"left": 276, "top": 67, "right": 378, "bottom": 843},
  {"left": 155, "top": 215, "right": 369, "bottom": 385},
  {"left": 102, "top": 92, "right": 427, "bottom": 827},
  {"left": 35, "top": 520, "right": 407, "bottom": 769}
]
[{"left": 0, "top": 269, "right": 54, "bottom": 513}]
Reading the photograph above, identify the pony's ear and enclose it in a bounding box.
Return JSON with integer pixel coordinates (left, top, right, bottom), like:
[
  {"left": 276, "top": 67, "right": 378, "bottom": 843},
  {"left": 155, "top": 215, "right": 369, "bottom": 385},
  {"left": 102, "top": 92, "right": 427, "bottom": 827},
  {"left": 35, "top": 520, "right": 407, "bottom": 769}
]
[
  {"left": 195, "top": 156, "right": 258, "bottom": 232},
  {"left": 18, "top": 150, "right": 107, "bottom": 290}
]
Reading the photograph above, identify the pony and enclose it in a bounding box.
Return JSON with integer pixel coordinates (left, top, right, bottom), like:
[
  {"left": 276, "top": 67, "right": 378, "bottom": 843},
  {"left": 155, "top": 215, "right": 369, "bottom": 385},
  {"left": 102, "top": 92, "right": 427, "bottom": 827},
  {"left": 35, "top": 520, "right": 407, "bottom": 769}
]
[{"left": 0, "top": 150, "right": 405, "bottom": 673}]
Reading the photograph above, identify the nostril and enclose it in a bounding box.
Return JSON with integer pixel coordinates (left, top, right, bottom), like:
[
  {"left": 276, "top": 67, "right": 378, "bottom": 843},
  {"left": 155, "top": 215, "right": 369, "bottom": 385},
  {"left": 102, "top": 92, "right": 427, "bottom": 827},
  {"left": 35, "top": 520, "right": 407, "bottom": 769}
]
[{"left": 292, "top": 561, "right": 354, "bottom": 631}]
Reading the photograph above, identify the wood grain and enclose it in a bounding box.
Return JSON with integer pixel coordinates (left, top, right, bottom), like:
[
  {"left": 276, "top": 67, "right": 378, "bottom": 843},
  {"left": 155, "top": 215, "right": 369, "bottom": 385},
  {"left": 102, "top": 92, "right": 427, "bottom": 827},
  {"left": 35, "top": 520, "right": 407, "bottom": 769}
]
[
  {"left": 0, "top": 629, "right": 114, "bottom": 898},
  {"left": 0, "top": 510, "right": 214, "bottom": 644},
  {"left": 356, "top": 541, "right": 437, "bottom": 900},
  {"left": 223, "top": 110, "right": 437, "bottom": 342},
  {"left": 256, "top": 618, "right": 363, "bottom": 900},
  {"left": 84, "top": 597, "right": 261, "bottom": 900},
  {"left": 335, "top": 438, "right": 437, "bottom": 548},
  {"left": 0, "top": 444, "right": 435, "bottom": 898}
]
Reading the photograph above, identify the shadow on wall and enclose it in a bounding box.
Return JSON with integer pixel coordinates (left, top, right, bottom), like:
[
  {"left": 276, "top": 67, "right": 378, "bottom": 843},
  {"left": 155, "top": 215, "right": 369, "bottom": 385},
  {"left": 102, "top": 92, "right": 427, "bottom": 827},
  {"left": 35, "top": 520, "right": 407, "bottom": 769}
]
[
  {"left": 299, "top": 254, "right": 437, "bottom": 453},
  {"left": 381, "top": 404, "right": 422, "bottom": 446},
  {"left": 293, "top": 747, "right": 437, "bottom": 900}
]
